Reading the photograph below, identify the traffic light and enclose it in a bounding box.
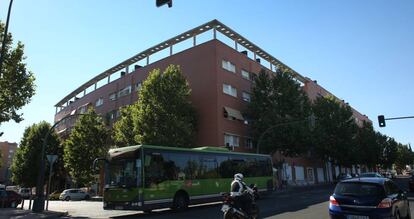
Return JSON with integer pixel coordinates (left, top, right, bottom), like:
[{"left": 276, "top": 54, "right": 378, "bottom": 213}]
[
  {"left": 378, "top": 115, "right": 386, "bottom": 127},
  {"left": 156, "top": 0, "right": 172, "bottom": 7}
]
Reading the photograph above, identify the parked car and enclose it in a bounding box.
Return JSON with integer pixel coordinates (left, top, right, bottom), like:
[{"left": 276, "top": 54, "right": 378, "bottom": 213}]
[
  {"left": 329, "top": 177, "right": 411, "bottom": 219},
  {"left": 59, "top": 189, "right": 90, "bottom": 201},
  {"left": 0, "top": 190, "right": 22, "bottom": 208},
  {"left": 18, "top": 188, "right": 31, "bottom": 199},
  {"left": 49, "top": 190, "right": 62, "bottom": 200},
  {"left": 335, "top": 173, "right": 352, "bottom": 183},
  {"left": 359, "top": 172, "right": 383, "bottom": 178}
]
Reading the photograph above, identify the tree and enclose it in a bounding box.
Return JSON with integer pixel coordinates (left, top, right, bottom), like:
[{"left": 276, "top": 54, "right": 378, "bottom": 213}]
[
  {"left": 126, "top": 64, "right": 197, "bottom": 147},
  {"left": 377, "top": 134, "right": 398, "bottom": 169},
  {"left": 10, "top": 121, "right": 62, "bottom": 187},
  {"left": 113, "top": 105, "right": 139, "bottom": 147},
  {"left": 355, "top": 121, "right": 380, "bottom": 168},
  {"left": 0, "top": 21, "right": 36, "bottom": 126},
  {"left": 247, "top": 68, "right": 311, "bottom": 156},
  {"left": 311, "top": 96, "right": 358, "bottom": 167},
  {"left": 395, "top": 143, "right": 414, "bottom": 170},
  {"left": 63, "top": 108, "right": 110, "bottom": 186}
]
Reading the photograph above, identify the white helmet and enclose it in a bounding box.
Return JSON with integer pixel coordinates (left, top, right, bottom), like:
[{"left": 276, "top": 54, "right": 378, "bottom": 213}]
[{"left": 234, "top": 173, "right": 244, "bottom": 181}]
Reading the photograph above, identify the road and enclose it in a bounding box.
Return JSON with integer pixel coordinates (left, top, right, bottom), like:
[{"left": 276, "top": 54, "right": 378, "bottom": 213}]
[{"left": 39, "top": 177, "right": 414, "bottom": 219}]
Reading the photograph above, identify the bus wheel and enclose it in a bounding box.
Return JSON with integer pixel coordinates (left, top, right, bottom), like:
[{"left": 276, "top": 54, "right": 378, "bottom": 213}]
[
  {"left": 143, "top": 209, "right": 152, "bottom": 214},
  {"left": 172, "top": 192, "right": 188, "bottom": 211}
]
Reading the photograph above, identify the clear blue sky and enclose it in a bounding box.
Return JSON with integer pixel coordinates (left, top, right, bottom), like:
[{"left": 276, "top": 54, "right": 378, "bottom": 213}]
[{"left": 1, "top": 0, "right": 413, "bottom": 146}]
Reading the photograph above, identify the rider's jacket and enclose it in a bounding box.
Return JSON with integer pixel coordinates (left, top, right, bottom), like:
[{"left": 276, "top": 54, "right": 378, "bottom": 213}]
[{"left": 230, "top": 179, "right": 245, "bottom": 197}]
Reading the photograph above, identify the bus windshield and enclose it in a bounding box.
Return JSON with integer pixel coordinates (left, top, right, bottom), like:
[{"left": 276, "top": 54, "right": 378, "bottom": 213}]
[{"left": 107, "top": 159, "right": 140, "bottom": 188}]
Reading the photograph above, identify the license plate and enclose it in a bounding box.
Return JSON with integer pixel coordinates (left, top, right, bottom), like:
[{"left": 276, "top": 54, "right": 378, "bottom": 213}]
[
  {"left": 346, "top": 215, "right": 368, "bottom": 219},
  {"left": 115, "top": 206, "right": 124, "bottom": 210},
  {"left": 221, "top": 204, "right": 229, "bottom": 212}
]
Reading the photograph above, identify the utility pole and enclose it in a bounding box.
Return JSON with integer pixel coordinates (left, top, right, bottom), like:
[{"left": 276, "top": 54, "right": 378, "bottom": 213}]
[{"left": 0, "top": 0, "right": 14, "bottom": 77}]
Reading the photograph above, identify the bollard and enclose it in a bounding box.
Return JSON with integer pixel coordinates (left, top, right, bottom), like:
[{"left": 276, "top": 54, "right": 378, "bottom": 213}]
[
  {"left": 28, "top": 197, "right": 32, "bottom": 210},
  {"left": 21, "top": 199, "right": 24, "bottom": 209}
]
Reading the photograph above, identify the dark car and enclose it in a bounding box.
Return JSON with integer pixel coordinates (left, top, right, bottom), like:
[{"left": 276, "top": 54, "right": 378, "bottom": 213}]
[
  {"left": 408, "top": 175, "right": 414, "bottom": 192},
  {"left": 329, "top": 177, "right": 411, "bottom": 219},
  {"left": 0, "top": 190, "right": 22, "bottom": 208},
  {"left": 359, "top": 172, "right": 383, "bottom": 178}
]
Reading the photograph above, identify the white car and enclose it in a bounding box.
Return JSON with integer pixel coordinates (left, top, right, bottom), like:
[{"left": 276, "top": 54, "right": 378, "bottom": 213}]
[{"left": 59, "top": 189, "right": 90, "bottom": 201}]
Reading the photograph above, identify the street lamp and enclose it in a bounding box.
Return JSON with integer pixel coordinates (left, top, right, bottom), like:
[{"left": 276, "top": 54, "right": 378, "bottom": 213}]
[
  {"left": 0, "top": 0, "right": 14, "bottom": 77},
  {"left": 32, "top": 111, "right": 99, "bottom": 212},
  {"left": 256, "top": 115, "right": 316, "bottom": 154}
]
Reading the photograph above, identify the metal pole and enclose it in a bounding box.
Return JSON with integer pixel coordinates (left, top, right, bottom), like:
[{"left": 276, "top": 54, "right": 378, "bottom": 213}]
[
  {"left": 0, "top": 0, "right": 13, "bottom": 78},
  {"left": 46, "top": 161, "right": 54, "bottom": 210}
]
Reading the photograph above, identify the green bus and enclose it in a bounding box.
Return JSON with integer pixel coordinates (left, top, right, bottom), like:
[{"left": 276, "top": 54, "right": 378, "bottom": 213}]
[{"left": 99, "top": 145, "right": 273, "bottom": 212}]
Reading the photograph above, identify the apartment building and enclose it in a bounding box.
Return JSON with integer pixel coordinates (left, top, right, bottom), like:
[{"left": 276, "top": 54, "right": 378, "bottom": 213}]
[
  {"left": 54, "top": 20, "right": 371, "bottom": 185},
  {"left": 0, "top": 141, "right": 17, "bottom": 184}
]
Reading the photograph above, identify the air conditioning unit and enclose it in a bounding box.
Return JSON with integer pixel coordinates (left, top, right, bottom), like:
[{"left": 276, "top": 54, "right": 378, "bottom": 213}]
[{"left": 241, "top": 50, "right": 248, "bottom": 56}]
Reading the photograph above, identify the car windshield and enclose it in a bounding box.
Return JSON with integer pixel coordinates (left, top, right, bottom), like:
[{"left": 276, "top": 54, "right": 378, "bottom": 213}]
[
  {"left": 335, "top": 182, "right": 384, "bottom": 197},
  {"left": 107, "top": 159, "right": 140, "bottom": 188}
]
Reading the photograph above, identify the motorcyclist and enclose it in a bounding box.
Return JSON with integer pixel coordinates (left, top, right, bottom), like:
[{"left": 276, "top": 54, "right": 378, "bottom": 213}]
[{"left": 230, "top": 173, "right": 252, "bottom": 214}]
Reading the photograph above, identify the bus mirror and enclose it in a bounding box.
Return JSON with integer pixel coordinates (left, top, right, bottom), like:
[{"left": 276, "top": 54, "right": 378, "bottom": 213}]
[{"left": 93, "top": 158, "right": 107, "bottom": 173}]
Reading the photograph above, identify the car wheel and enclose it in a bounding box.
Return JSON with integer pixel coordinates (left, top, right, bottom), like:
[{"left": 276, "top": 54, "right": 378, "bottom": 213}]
[
  {"left": 65, "top": 196, "right": 70, "bottom": 201},
  {"left": 84, "top": 195, "right": 90, "bottom": 200}
]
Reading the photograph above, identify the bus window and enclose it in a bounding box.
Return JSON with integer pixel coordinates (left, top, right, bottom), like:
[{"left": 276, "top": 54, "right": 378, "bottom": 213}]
[
  {"left": 199, "top": 156, "right": 218, "bottom": 179},
  {"left": 144, "top": 152, "right": 167, "bottom": 187},
  {"left": 217, "top": 156, "right": 233, "bottom": 178},
  {"left": 108, "top": 159, "right": 137, "bottom": 188},
  {"left": 166, "top": 152, "right": 191, "bottom": 181}
]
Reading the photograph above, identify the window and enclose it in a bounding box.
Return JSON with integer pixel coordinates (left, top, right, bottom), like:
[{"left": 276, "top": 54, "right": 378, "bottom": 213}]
[
  {"left": 109, "top": 92, "right": 117, "bottom": 101},
  {"left": 118, "top": 85, "right": 132, "bottom": 98},
  {"left": 222, "top": 60, "right": 236, "bottom": 73},
  {"left": 242, "top": 92, "right": 251, "bottom": 102},
  {"left": 95, "top": 98, "right": 103, "bottom": 107},
  {"left": 78, "top": 105, "right": 88, "bottom": 114},
  {"left": 224, "top": 134, "right": 239, "bottom": 147},
  {"left": 245, "top": 138, "right": 253, "bottom": 149},
  {"left": 241, "top": 70, "right": 250, "bottom": 80},
  {"left": 135, "top": 82, "right": 142, "bottom": 92},
  {"left": 223, "top": 84, "right": 237, "bottom": 97}
]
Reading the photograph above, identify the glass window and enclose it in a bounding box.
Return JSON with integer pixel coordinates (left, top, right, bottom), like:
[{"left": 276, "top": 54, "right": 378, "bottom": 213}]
[
  {"left": 118, "top": 85, "right": 132, "bottom": 98},
  {"left": 109, "top": 92, "right": 117, "bottom": 101},
  {"left": 242, "top": 92, "right": 251, "bottom": 102},
  {"left": 222, "top": 60, "right": 236, "bottom": 73},
  {"left": 223, "top": 84, "right": 237, "bottom": 97},
  {"left": 108, "top": 159, "right": 138, "bottom": 188},
  {"left": 135, "top": 82, "right": 142, "bottom": 92},
  {"left": 241, "top": 70, "right": 250, "bottom": 80},
  {"left": 144, "top": 152, "right": 167, "bottom": 187},
  {"left": 95, "top": 98, "right": 103, "bottom": 107},
  {"left": 165, "top": 152, "right": 191, "bottom": 181},
  {"left": 245, "top": 138, "right": 253, "bottom": 149},
  {"left": 335, "top": 182, "right": 385, "bottom": 197},
  {"left": 199, "top": 156, "right": 218, "bottom": 179},
  {"left": 224, "top": 134, "right": 239, "bottom": 147}
]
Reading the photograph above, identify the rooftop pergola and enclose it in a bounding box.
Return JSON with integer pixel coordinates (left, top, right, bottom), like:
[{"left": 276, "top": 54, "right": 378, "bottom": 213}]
[{"left": 55, "top": 19, "right": 308, "bottom": 108}]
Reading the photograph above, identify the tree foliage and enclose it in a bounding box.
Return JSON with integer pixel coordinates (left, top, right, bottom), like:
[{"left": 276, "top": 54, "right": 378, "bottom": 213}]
[
  {"left": 395, "top": 143, "right": 414, "bottom": 170},
  {"left": 247, "top": 68, "right": 311, "bottom": 156},
  {"left": 10, "top": 121, "right": 62, "bottom": 187},
  {"left": 114, "top": 65, "right": 197, "bottom": 148},
  {"left": 64, "top": 109, "right": 110, "bottom": 186},
  {"left": 113, "top": 105, "right": 139, "bottom": 147},
  {"left": 355, "top": 121, "right": 379, "bottom": 168},
  {"left": 311, "top": 96, "right": 358, "bottom": 166},
  {"left": 0, "top": 21, "right": 36, "bottom": 126}
]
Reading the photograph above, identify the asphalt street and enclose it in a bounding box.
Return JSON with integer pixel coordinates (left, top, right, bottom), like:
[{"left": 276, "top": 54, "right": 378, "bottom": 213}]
[{"left": 43, "top": 176, "right": 414, "bottom": 219}]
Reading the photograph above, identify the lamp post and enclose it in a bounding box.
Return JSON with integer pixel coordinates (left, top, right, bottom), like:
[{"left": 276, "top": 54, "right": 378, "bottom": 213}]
[
  {"left": 32, "top": 112, "right": 96, "bottom": 212},
  {"left": 256, "top": 115, "right": 316, "bottom": 154},
  {"left": 0, "top": 0, "right": 14, "bottom": 77}
]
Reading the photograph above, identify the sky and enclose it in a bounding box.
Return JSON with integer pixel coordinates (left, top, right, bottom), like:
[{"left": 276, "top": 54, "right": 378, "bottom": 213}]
[{"left": 0, "top": 0, "right": 413, "bottom": 146}]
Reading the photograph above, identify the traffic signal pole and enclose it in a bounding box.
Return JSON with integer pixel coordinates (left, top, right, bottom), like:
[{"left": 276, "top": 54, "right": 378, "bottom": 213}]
[{"left": 378, "top": 115, "right": 414, "bottom": 127}]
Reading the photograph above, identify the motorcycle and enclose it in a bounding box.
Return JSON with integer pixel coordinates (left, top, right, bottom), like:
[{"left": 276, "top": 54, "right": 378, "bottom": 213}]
[{"left": 221, "top": 184, "right": 260, "bottom": 219}]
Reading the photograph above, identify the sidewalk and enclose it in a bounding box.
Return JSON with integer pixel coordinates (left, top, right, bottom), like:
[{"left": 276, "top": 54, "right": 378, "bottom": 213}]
[{"left": 0, "top": 208, "right": 67, "bottom": 219}]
